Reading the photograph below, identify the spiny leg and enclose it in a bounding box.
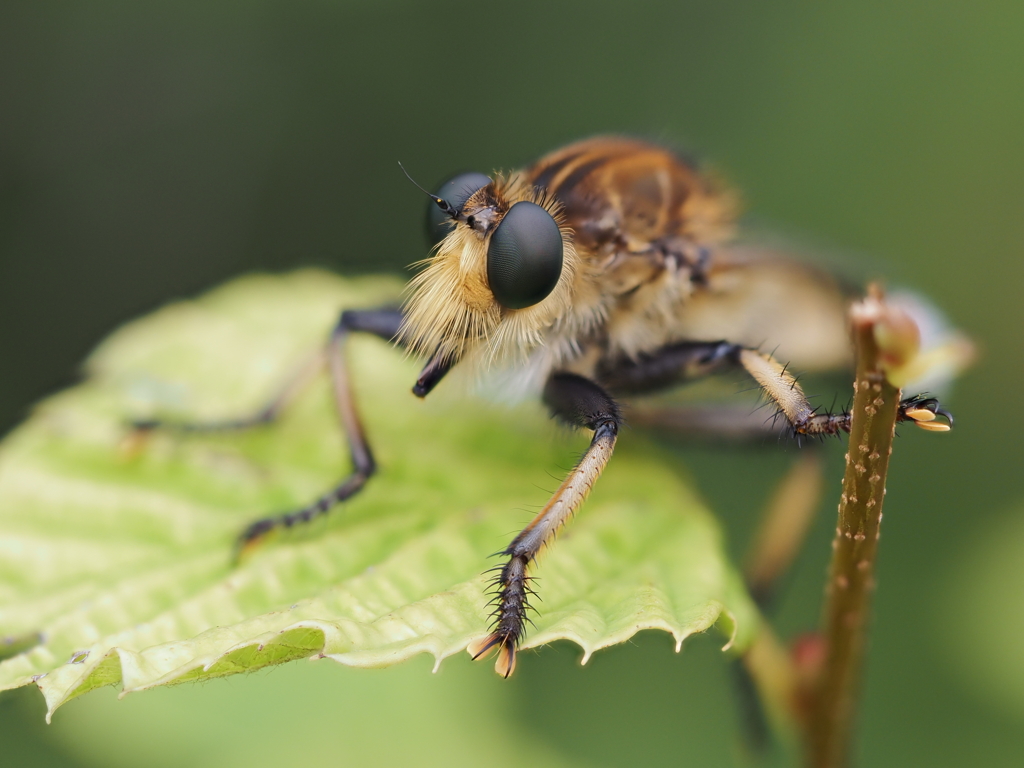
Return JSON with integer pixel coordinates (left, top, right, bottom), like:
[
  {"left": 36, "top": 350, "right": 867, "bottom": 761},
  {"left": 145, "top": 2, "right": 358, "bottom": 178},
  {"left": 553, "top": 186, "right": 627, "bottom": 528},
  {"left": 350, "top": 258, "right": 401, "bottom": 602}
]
[
  {"left": 468, "top": 373, "right": 621, "bottom": 677},
  {"left": 736, "top": 348, "right": 952, "bottom": 436},
  {"left": 600, "top": 339, "right": 950, "bottom": 594},
  {"left": 601, "top": 340, "right": 789, "bottom": 441},
  {"left": 236, "top": 308, "right": 404, "bottom": 553},
  {"left": 596, "top": 339, "right": 952, "bottom": 437}
]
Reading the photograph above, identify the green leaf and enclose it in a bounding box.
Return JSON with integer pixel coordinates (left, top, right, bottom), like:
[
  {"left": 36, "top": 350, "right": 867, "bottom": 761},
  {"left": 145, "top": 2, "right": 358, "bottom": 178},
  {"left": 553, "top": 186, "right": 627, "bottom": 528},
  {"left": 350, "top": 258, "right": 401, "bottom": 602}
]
[{"left": 0, "top": 271, "right": 758, "bottom": 721}]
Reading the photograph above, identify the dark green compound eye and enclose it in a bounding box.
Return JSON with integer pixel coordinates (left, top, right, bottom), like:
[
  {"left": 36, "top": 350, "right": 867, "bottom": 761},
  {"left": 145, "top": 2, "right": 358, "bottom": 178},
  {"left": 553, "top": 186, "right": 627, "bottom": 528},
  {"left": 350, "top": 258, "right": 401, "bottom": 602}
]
[
  {"left": 486, "top": 201, "right": 563, "bottom": 309},
  {"left": 425, "top": 171, "right": 491, "bottom": 245}
]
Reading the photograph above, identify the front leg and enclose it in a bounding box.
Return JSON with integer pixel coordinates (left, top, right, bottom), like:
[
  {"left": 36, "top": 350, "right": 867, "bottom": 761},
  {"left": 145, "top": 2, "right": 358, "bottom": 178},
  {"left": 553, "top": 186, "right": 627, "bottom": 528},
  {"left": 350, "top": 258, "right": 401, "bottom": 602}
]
[
  {"left": 736, "top": 348, "right": 952, "bottom": 436},
  {"left": 468, "top": 373, "right": 621, "bottom": 677},
  {"left": 597, "top": 340, "right": 952, "bottom": 437}
]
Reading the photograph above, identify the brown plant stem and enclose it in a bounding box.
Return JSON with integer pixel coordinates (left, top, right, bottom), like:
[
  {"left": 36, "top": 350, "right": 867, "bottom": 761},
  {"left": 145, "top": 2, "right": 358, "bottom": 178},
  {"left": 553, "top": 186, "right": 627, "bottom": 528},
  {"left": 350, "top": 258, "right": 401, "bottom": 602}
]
[{"left": 808, "top": 291, "right": 903, "bottom": 767}]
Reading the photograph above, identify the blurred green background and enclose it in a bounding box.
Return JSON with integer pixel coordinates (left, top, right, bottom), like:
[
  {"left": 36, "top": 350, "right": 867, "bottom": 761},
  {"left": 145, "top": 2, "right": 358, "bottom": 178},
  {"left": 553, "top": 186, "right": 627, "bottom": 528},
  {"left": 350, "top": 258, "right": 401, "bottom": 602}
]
[{"left": 1, "top": 1, "right": 1021, "bottom": 766}]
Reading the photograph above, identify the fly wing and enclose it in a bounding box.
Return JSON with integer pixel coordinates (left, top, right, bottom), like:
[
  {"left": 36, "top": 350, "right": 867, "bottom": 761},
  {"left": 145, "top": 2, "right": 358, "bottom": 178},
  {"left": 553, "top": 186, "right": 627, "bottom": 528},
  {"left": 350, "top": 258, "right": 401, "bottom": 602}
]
[{"left": 676, "top": 245, "right": 854, "bottom": 373}]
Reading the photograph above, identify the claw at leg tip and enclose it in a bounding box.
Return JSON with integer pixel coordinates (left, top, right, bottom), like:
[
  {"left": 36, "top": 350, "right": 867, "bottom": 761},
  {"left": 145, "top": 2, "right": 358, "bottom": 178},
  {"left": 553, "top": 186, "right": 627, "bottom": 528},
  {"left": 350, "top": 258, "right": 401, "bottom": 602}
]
[
  {"left": 467, "top": 633, "right": 499, "bottom": 660},
  {"left": 233, "top": 533, "right": 268, "bottom": 564},
  {"left": 904, "top": 401, "right": 954, "bottom": 432},
  {"left": 467, "top": 634, "right": 517, "bottom": 677},
  {"left": 914, "top": 420, "right": 951, "bottom": 432},
  {"left": 904, "top": 407, "right": 936, "bottom": 422},
  {"left": 496, "top": 644, "right": 517, "bottom": 678}
]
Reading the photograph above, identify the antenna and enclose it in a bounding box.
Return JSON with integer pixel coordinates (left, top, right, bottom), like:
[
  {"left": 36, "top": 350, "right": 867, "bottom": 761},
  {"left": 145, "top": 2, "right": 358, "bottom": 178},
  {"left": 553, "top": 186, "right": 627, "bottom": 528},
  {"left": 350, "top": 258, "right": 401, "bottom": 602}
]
[{"left": 398, "top": 162, "right": 460, "bottom": 220}]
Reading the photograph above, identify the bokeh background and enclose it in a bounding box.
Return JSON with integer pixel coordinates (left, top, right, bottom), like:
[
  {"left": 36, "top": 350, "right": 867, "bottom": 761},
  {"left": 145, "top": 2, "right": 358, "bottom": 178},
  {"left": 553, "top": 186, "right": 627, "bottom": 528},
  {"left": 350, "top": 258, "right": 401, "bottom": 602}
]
[{"left": 2, "top": 2, "right": 1022, "bottom": 766}]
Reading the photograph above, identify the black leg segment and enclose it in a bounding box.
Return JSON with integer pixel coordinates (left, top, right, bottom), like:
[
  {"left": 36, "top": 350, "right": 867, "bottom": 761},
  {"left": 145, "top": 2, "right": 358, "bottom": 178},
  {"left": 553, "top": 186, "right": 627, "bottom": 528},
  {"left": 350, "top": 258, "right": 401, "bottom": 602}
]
[
  {"left": 597, "top": 340, "right": 952, "bottom": 439},
  {"left": 127, "top": 305, "right": 405, "bottom": 554},
  {"left": 337, "top": 307, "right": 404, "bottom": 340},
  {"left": 235, "top": 307, "right": 404, "bottom": 552},
  {"left": 596, "top": 340, "right": 739, "bottom": 395}
]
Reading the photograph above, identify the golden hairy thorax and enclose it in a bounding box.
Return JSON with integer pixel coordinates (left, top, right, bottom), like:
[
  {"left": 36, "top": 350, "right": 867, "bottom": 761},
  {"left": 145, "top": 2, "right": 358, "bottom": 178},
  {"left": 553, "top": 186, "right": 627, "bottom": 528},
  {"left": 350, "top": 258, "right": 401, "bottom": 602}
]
[
  {"left": 400, "top": 137, "right": 849, "bottom": 385},
  {"left": 524, "top": 136, "right": 735, "bottom": 252}
]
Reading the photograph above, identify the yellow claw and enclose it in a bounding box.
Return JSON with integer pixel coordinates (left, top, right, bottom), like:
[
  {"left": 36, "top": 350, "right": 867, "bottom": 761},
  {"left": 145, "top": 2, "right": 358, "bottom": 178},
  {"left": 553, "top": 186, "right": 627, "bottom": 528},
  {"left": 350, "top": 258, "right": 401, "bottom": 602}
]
[
  {"left": 466, "top": 634, "right": 498, "bottom": 660},
  {"left": 905, "top": 407, "right": 937, "bottom": 422},
  {"left": 233, "top": 532, "right": 272, "bottom": 564},
  {"left": 466, "top": 633, "right": 517, "bottom": 677},
  {"left": 495, "top": 644, "right": 517, "bottom": 678},
  {"left": 914, "top": 420, "right": 951, "bottom": 432}
]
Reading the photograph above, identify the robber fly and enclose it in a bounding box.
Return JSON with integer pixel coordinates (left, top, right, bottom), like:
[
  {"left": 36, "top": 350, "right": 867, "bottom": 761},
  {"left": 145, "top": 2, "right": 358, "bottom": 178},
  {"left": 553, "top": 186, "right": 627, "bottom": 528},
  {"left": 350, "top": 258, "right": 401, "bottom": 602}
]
[{"left": 134, "top": 137, "right": 953, "bottom": 677}]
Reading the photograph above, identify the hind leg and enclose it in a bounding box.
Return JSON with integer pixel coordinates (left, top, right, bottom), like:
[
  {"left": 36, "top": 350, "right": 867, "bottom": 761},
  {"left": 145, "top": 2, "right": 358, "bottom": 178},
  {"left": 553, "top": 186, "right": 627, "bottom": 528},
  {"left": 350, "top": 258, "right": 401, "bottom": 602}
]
[
  {"left": 597, "top": 339, "right": 951, "bottom": 437},
  {"left": 232, "top": 308, "right": 404, "bottom": 552},
  {"left": 129, "top": 306, "right": 405, "bottom": 553}
]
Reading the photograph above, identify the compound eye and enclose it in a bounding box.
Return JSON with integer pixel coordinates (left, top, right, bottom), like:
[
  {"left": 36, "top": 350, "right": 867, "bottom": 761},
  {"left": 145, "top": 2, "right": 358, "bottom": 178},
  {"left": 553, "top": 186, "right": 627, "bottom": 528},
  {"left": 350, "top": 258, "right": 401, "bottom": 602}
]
[
  {"left": 486, "top": 201, "right": 563, "bottom": 310},
  {"left": 425, "top": 171, "right": 491, "bottom": 245}
]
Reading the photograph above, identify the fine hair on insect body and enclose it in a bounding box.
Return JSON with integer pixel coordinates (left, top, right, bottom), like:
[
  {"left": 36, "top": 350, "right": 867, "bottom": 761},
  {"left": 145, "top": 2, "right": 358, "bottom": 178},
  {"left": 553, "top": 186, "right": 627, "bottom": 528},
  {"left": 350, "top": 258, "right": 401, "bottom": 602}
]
[{"left": 132, "top": 136, "right": 953, "bottom": 678}]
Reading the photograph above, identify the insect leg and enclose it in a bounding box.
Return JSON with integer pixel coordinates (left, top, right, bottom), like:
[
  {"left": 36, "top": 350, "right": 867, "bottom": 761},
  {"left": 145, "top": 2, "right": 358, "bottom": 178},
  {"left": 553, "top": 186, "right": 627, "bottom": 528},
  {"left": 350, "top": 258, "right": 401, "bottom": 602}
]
[
  {"left": 736, "top": 348, "right": 952, "bottom": 436},
  {"left": 596, "top": 340, "right": 738, "bottom": 395},
  {"left": 600, "top": 340, "right": 791, "bottom": 440},
  {"left": 598, "top": 340, "right": 951, "bottom": 437},
  {"left": 231, "top": 308, "right": 404, "bottom": 551},
  {"left": 468, "top": 373, "right": 621, "bottom": 677}
]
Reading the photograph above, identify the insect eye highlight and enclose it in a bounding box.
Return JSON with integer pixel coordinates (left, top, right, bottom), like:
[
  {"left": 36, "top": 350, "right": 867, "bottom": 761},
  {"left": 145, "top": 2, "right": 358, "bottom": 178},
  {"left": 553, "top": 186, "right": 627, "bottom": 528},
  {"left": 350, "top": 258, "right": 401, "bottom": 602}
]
[
  {"left": 425, "top": 171, "right": 491, "bottom": 245},
  {"left": 486, "top": 201, "right": 563, "bottom": 310}
]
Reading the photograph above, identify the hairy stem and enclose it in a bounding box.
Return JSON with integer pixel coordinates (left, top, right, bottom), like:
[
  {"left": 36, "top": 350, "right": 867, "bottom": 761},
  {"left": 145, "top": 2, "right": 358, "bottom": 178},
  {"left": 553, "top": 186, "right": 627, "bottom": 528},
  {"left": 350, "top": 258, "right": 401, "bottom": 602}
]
[{"left": 808, "top": 293, "right": 902, "bottom": 767}]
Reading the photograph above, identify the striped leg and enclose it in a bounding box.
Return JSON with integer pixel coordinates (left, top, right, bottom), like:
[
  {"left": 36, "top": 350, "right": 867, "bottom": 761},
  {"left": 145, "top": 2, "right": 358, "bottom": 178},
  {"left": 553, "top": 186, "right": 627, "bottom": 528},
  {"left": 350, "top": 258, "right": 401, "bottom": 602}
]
[
  {"left": 597, "top": 340, "right": 952, "bottom": 437},
  {"left": 235, "top": 308, "right": 403, "bottom": 553},
  {"left": 736, "top": 348, "right": 952, "bottom": 436},
  {"left": 468, "top": 373, "right": 621, "bottom": 677},
  {"left": 130, "top": 307, "right": 404, "bottom": 555}
]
